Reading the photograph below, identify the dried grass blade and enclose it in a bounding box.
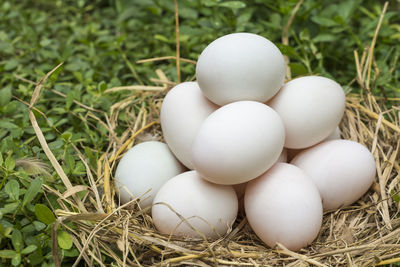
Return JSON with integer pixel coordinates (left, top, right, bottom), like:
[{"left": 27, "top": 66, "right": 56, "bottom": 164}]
[
  {"left": 276, "top": 244, "right": 328, "bottom": 267},
  {"left": 62, "top": 185, "right": 90, "bottom": 199},
  {"left": 105, "top": 85, "right": 165, "bottom": 93},
  {"left": 108, "top": 121, "right": 159, "bottom": 163},
  {"left": 103, "top": 160, "right": 112, "bottom": 213},
  {"left": 174, "top": 0, "right": 181, "bottom": 83},
  {"left": 349, "top": 103, "right": 400, "bottom": 133},
  {"left": 366, "top": 2, "right": 389, "bottom": 89},
  {"left": 281, "top": 0, "right": 304, "bottom": 81},
  {"left": 136, "top": 56, "right": 196, "bottom": 65},
  {"left": 28, "top": 62, "right": 87, "bottom": 212},
  {"left": 376, "top": 256, "right": 400, "bottom": 266}
]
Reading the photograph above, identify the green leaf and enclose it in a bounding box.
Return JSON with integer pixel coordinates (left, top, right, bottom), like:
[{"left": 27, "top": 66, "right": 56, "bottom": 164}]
[
  {"left": 63, "top": 247, "right": 79, "bottom": 257},
  {"left": 5, "top": 155, "right": 15, "bottom": 171},
  {"left": 21, "top": 224, "right": 35, "bottom": 233},
  {"left": 27, "top": 250, "right": 43, "bottom": 266},
  {"left": 48, "top": 140, "right": 64, "bottom": 150},
  {"left": 11, "top": 229, "right": 22, "bottom": 252},
  {"left": 219, "top": 1, "right": 246, "bottom": 9},
  {"left": 4, "top": 227, "right": 12, "bottom": 237},
  {"left": 201, "top": 0, "right": 219, "bottom": 6},
  {"left": 21, "top": 245, "right": 37, "bottom": 255},
  {"left": 0, "top": 250, "right": 17, "bottom": 258},
  {"left": 58, "top": 230, "right": 73, "bottom": 250},
  {"left": 34, "top": 204, "right": 56, "bottom": 225},
  {"left": 0, "top": 120, "right": 18, "bottom": 129},
  {"left": 61, "top": 131, "right": 72, "bottom": 141},
  {"left": 179, "top": 7, "right": 198, "bottom": 19},
  {"left": 313, "top": 33, "right": 337, "bottom": 42},
  {"left": 22, "top": 177, "right": 42, "bottom": 207},
  {"left": 154, "top": 34, "right": 169, "bottom": 43},
  {"left": 311, "top": 16, "right": 338, "bottom": 27},
  {"left": 4, "top": 180, "right": 19, "bottom": 201},
  {"left": 4, "top": 59, "right": 18, "bottom": 71},
  {"left": 11, "top": 253, "right": 21, "bottom": 266},
  {"left": 49, "top": 65, "right": 63, "bottom": 82},
  {"left": 66, "top": 91, "right": 74, "bottom": 110},
  {"left": 65, "top": 153, "right": 75, "bottom": 171},
  {"left": 0, "top": 224, "right": 4, "bottom": 236},
  {"left": 0, "top": 87, "right": 11, "bottom": 106},
  {"left": 0, "top": 202, "right": 19, "bottom": 216},
  {"left": 98, "top": 81, "right": 107, "bottom": 93},
  {"left": 289, "top": 63, "right": 308, "bottom": 76},
  {"left": 392, "top": 190, "right": 400, "bottom": 204},
  {"left": 33, "top": 221, "right": 46, "bottom": 231}
]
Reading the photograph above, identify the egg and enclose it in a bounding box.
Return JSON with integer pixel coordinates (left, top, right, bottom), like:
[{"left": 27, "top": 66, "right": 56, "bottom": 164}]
[
  {"left": 291, "top": 139, "right": 376, "bottom": 211},
  {"left": 196, "top": 33, "right": 286, "bottom": 106},
  {"left": 245, "top": 163, "right": 323, "bottom": 251},
  {"left": 152, "top": 171, "right": 238, "bottom": 238},
  {"left": 161, "top": 82, "right": 218, "bottom": 169},
  {"left": 192, "top": 101, "right": 285, "bottom": 185},
  {"left": 234, "top": 149, "right": 288, "bottom": 214},
  {"left": 268, "top": 76, "right": 345, "bottom": 149},
  {"left": 114, "top": 141, "right": 186, "bottom": 208}
]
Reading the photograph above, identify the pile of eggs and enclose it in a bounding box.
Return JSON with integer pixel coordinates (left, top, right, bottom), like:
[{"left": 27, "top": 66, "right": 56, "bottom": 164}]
[{"left": 115, "top": 33, "right": 376, "bottom": 251}]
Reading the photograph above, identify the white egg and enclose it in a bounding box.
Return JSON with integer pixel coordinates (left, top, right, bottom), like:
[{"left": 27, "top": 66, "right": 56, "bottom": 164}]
[
  {"left": 245, "top": 163, "right": 323, "bottom": 251},
  {"left": 192, "top": 101, "right": 285, "bottom": 185},
  {"left": 234, "top": 148, "right": 288, "bottom": 214},
  {"left": 114, "top": 141, "right": 186, "bottom": 208},
  {"left": 268, "top": 76, "right": 345, "bottom": 149},
  {"left": 291, "top": 139, "right": 376, "bottom": 211},
  {"left": 152, "top": 171, "right": 238, "bottom": 238},
  {"left": 161, "top": 82, "right": 218, "bottom": 169},
  {"left": 196, "top": 33, "right": 286, "bottom": 105}
]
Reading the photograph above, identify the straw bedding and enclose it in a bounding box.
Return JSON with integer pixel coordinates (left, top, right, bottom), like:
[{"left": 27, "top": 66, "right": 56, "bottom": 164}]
[{"left": 30, "top": 65, "right": 400, "bottom": 267}]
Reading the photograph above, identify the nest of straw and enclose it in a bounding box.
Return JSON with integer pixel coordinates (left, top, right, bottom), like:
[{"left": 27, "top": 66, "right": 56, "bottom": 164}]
[
  {"left": 30, "top": 63, "right": 400, "bottom": 267},
  {"left": 27, "top": 3, "right": 400, "bottom": 267}
]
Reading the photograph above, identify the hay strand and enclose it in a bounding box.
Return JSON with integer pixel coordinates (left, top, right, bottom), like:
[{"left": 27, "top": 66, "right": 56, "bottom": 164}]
[
  {"left": 136, "top": 56, "right": 196, "bottom": 65},
  {"left": 281, "top": 0, "right": 304, "bottom": 81},
  {"left": 28, "top": 62, "right": 87, "bottom": 213},
  {"left": 174, "top": 0, "right": 181, "bottom": 83}
]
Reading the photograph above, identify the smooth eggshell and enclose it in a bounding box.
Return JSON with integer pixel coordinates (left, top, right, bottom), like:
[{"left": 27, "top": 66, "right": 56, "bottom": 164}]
[
  {"left": 161, "top": 82, "right": 218, "bottom": 169},
  {"left": 234, "top": 148, "right": 288, "bottom": 214},
  {"left": 192, "top": 101, "right": 285, "bottom": 185},
  {"left": 115, "top": 141, "right": 186, "bottom": 208},
  {"left": 196, "top": 33, "right": 286, "bottom": 105},
  {"left": 152, "top": 171, "right": 238, "bottom": 238},
  {"left": 291, "top": 139, "right": 376, "bottom": 211},
  {"left": 245, "top": 163, "right": 323, "bottom": 251},
  {"left": 268, "top": 76, "right": 345, "bottom": 149}
]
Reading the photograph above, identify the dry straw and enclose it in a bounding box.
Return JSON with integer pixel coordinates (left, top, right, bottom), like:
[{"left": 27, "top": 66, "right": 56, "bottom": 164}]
[{"left": 27, "top": 1, "right": 400, "bottom": 266}]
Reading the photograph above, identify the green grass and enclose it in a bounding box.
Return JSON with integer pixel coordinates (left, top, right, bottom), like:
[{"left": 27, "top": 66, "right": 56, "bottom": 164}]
[{"left": 0, "top": 0, "right": 399, "bottom": 265}]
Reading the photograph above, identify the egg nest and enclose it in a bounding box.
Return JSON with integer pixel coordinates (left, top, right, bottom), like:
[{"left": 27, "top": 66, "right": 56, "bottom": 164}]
[
  {"left": 29, "top": 67, "right": 398, "bottom": 267},
  {"left": 29, "top": 20, "right": 400, "bottom": 267}
]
